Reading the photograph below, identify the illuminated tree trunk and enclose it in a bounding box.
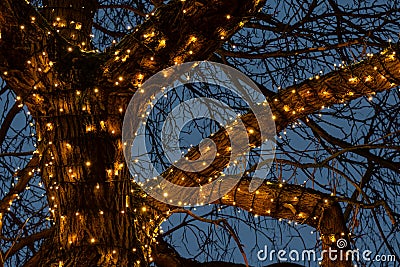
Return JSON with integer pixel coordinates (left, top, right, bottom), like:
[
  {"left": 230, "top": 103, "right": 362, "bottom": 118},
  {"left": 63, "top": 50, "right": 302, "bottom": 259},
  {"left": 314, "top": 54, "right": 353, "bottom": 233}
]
[
  {"left": 32, "top": 112, "right": 160, "bottom": 266},
  {"left": 16, "top": 3, "right": 166, "bottom": 265},
  {"left": 22, "top": 58, "right": 166, "bottom": 266}
]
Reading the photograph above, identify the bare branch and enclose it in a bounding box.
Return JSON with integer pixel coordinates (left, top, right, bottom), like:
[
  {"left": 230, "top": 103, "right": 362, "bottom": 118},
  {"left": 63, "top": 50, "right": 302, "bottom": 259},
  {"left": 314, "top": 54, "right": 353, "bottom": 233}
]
[
  {"left": 4, "top": 226, "right": 52, "bottom": 261},
  {"left": 154, "top": 237, "right": 250, "bottom": 267},
  {"left": 0, "top": 155, "right": 40, "bottom": 213},
  {"left": 92, "top": 22, "right": 126, "bottom": 38},
  {"left": 97, "top": 5, "right": 147, "bottom": 17},
  {"left": 303, "top": 117, "right": 400, "bottom": 172},
  {"left": 218, "top": 38, "right": 363, "bottom": 59},
  {"left": 0, "top": 151, "right": 34, "bottom": 158},
  {"left": 170, "top": 209, "right": 249, "bottom": 267},
  {"left": 0, "top": 102, "right": 23, "bottom": 145}
]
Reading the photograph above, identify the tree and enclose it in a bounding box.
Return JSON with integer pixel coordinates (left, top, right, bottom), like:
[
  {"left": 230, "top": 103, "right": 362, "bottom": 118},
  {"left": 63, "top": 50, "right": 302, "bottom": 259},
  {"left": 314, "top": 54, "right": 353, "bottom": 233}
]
[{"left": 0, "top": 0, "right": 399, "bottom": 266}]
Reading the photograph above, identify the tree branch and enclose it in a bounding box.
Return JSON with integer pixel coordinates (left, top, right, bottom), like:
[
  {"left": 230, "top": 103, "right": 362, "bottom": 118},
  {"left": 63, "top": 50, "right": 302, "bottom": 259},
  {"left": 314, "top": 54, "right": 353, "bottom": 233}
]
[
  {"left": 97, "top": 5, "right": 146, "bottom": 17},
  {"left": 0, "top": 151, "right": 35, "bottom": 158},
  {"left": 4, "top": 228, "right": 53, "bottom": 261},
  {"left": 157, "top": 44, "right": 400, "bottom": 191},
  {"left": 153, "top": 237, "right": 251, "bottom": 267},
  {"left": 100, "top": 0, "right": 267, "bottom": 88},
  {"left": 303, "top": 117, "right": 400, "bottom": 172},
  {"left": 41, "top": 0, "right": 98, "bottom": 47},
  {"left": 0, "top": 102, "right": 23, "bottom": 145},
  {"left": 0, "top": 0, "right": 67, "bottom": 101},
  {"left": 92, "top": 22, "right": 126, "bottom": 38},
  {"left": 218, "top": 38, "right": 363, "bottom": 59},
  {"left": 0, "top": 155, "right": 40, "bottom": 213},
  {"left": 121, "top": 40, "right": 400, "bottom": 267},
  {"left": 216, "top": 179, "right": 351, "bottom": 267},
  {"left": 268, "top": 46, "right": 400, "bottom": 132},
  {"left": 169, "top": 209, "right": 249, "bottom": 267}
]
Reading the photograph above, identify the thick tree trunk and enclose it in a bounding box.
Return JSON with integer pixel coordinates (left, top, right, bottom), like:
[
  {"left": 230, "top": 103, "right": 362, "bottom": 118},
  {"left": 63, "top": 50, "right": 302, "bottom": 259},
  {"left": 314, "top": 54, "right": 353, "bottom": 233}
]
[
  {"left": 31, "top": 92, "right": 167, "bottom": 266},
  {"left": 22, "top": 3, "right": 163, "bottom": 264}
]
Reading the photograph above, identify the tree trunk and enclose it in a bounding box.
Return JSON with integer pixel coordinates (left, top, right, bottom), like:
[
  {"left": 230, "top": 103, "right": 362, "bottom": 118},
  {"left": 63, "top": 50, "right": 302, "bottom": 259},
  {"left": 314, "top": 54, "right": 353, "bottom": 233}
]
[
  {"left": 20, "top": 3, "right": 165, "bottom": 264},
  {"left": 30, "top": 89, "right": 166, "bottom": 266}
]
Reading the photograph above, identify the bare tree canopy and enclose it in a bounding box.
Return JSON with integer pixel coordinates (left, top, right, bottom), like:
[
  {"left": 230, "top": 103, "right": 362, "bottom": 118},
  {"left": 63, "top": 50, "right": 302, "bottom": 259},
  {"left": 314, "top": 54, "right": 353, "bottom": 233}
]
[{"left": 0, "top": 0, "right": 399, "bottom": 266}]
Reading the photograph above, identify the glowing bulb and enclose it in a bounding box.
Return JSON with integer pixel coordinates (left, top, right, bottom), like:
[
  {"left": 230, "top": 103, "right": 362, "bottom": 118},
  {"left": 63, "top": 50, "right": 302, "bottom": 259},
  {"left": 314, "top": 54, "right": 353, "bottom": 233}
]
[{"left": 189, "top": 36, "right": 197, "bottom": 43}]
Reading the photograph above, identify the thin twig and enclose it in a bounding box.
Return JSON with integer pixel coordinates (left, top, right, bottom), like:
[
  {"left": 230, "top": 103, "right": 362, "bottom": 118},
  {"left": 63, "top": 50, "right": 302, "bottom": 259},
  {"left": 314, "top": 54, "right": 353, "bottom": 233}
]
[
  {"left": 98, "top": 4, "right": 146, "bottom": 17},
  {"left": 170, "top": 209, "right": 249, "bottom": 267}
]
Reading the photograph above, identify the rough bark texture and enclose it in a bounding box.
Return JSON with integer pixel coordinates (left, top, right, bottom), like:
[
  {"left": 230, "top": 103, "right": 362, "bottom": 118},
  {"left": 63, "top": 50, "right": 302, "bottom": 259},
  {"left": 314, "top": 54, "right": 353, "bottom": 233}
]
[
  {"left": 217, "top": 180, "right": 350, "bottom": 267},
  {"left": 41, "top": 0, "right": 98, "bottom": 47}
]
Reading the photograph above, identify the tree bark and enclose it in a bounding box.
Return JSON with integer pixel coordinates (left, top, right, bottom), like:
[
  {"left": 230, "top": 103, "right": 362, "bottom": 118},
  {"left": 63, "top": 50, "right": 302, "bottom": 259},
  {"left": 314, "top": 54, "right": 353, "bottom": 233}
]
[
  {"left": 217, "top": 180, "right": 350, "bottom": 267},
  {"left": 41, "top": 0, "right": 98, "bottom": 48}
]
